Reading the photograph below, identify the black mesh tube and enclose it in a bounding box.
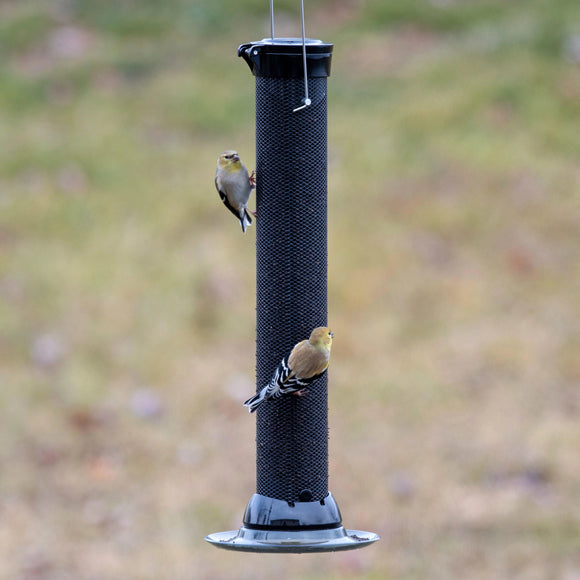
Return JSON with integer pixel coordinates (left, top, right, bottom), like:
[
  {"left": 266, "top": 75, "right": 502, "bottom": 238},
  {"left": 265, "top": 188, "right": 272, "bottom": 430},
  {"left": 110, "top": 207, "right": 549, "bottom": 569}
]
[
  {"left": 255, "top": 74, "right": 328, "bottom": 502},
  {"left": 239, "top": 39, "right": 335, "bottom": 510}
]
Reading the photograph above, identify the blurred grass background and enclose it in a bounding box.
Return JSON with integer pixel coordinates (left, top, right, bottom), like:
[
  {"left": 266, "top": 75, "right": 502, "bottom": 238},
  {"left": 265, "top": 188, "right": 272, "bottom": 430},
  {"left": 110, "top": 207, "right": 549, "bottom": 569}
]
[{"left": 1, "top": 0, "right": 580, "bottom": 578}]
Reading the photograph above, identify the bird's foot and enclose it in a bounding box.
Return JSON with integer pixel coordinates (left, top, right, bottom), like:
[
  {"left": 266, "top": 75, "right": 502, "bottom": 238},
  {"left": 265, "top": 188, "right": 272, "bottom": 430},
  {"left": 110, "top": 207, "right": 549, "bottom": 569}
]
[
  {"left": 249, "top": 170, "right": 256, "bottom": 189},
  {"left": 294, "top": 389, "right": 309, "bottom": 397}
]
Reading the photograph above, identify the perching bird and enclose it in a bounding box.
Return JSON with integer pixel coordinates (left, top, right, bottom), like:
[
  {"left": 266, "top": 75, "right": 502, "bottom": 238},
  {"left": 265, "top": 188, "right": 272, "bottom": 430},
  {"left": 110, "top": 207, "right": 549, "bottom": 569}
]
[
  {"left": 244, "top": 327, "right": 333, "bottom": 413},
  {"left": 215, "top": 150, "right": 256, "bottom": 233}
]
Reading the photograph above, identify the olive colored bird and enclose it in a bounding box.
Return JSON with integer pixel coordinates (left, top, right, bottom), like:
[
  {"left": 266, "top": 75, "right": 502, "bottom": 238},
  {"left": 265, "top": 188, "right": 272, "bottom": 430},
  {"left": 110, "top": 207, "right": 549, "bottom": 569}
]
[
  {"left": 244, "top": 327, "right": 333, "bottom": 413},
  {"left": 215, "top": 150, "right": 256, "bottom": 233}
]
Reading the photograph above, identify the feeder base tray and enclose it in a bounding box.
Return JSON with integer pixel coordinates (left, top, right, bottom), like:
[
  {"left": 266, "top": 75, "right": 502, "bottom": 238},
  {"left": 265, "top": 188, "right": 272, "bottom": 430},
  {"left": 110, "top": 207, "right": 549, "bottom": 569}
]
[{"left": 205, "top": 525, "right": 379, "bottom": 553}]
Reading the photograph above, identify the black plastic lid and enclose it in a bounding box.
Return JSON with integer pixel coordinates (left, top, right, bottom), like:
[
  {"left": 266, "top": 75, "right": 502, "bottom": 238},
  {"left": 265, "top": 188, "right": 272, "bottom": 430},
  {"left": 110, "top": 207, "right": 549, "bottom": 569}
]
[{"left": 238, "top": 38, "right": 333, "bottom": 78}]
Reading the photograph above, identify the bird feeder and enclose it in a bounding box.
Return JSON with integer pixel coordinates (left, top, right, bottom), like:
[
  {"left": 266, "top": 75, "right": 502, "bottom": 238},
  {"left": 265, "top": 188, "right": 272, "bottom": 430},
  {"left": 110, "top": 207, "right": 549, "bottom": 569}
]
[{"left": 204, "top": 29, "right": 379, "bottom": 553}]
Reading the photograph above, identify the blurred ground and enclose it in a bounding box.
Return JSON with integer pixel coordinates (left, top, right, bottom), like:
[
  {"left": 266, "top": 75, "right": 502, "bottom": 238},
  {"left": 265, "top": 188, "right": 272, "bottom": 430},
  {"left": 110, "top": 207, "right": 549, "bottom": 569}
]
[{"left": 1, "top": 0, "right": 579, "bottom": 578}]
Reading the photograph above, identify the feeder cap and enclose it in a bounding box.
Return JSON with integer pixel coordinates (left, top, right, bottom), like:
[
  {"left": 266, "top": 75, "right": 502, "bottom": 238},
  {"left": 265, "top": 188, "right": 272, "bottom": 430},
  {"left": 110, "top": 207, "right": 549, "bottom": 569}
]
[{"left": 238, "top": 38, "right": 333, "bottom": 78}]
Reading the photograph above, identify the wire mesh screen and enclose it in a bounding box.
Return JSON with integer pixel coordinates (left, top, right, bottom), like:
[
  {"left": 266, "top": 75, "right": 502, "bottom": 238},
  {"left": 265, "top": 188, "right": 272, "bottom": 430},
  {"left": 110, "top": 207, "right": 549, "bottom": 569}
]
[{"left": 255, "top": 76, "right": 328, "bottom": 502}]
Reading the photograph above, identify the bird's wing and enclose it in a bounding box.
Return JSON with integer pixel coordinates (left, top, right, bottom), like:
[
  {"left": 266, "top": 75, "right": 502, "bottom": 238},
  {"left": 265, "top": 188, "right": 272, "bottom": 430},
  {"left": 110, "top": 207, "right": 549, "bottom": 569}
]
[
  {"left": 276, "top": 355, "right": 294, "bottom": 384},
  {"left": 260, "top": 356, "right": 293, "bottom": 400},
  {"left": 263, "top": 352, "right": 327, "bottom": 400},
  {"left": 215, "top": 176, "right": 241, "bottom": 219},
  {"left": 278, "top": 364, "right": 326, "bottom": 394}
]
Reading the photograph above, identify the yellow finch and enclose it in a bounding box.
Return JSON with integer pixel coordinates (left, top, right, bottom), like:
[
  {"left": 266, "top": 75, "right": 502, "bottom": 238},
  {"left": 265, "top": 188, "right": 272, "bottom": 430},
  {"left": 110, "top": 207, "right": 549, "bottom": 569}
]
[
  {"left": 215, "top": 150, "right": 256, "bottom": 233},
  {"left": 244, "top": 327, "right": 333, "bottom": 413}
]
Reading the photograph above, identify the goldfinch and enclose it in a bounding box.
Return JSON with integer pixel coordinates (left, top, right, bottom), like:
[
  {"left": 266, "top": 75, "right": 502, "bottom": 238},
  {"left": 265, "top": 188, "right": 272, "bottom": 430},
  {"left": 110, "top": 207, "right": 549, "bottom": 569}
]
[
  {"left": 244, "top": 327, "right": 333, "bottom": 413},
  {"left": 215, "top": 150, "right": 256, "bottom": 233}
]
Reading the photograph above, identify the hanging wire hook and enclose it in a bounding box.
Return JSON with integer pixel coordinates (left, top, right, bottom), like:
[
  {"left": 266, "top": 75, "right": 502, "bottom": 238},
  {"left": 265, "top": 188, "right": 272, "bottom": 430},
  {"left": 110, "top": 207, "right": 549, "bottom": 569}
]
[
  {"left": 270, "top": 0, "right": 275, "bottom": 40},
  {"left": 293, "top": 0, "right": 311, "bottom": 112}
]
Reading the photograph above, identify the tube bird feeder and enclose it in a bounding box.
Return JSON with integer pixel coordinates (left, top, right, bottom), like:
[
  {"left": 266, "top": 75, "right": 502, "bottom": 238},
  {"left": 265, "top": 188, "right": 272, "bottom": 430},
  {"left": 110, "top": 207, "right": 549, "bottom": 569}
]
[{"left": 205, "top": 37, "right": 379, "bottom": 553}]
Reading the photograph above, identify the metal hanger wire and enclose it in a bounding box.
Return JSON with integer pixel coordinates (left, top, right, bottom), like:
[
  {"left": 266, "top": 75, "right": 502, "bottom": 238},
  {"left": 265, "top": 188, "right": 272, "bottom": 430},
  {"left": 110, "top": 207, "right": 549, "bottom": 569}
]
[
  {"left": 268, "top": 0, "right": 311, "bottom": 112},
  {"left": 293, "top": 0, "right": 311, "bottom": 112}
]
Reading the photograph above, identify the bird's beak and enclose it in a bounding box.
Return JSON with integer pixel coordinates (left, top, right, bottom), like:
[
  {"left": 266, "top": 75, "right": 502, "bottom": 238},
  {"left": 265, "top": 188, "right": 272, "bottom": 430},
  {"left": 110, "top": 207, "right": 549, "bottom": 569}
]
[
  {"left": 329, "top": 332, "right": 334, "bottom": 338},
  {"left": 233, "top": 154, "right": 240, "bottom": 162}
]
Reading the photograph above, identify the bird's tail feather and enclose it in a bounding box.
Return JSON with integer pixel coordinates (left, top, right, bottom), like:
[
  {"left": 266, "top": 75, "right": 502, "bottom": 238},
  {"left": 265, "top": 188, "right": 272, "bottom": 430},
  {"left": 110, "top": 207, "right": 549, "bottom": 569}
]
[
  {"left": 240, "top": 210, "right": 253, "bottom": 233},
  {"left": 243, "top": 389, "right": 264, "bottom": 413}
]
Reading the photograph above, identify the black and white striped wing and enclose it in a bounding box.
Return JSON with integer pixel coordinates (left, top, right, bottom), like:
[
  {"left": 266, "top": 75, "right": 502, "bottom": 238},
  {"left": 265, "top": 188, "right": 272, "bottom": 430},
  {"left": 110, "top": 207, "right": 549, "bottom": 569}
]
[{"left": 265, "top": 356, "right": 327, "bottom": 400}]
